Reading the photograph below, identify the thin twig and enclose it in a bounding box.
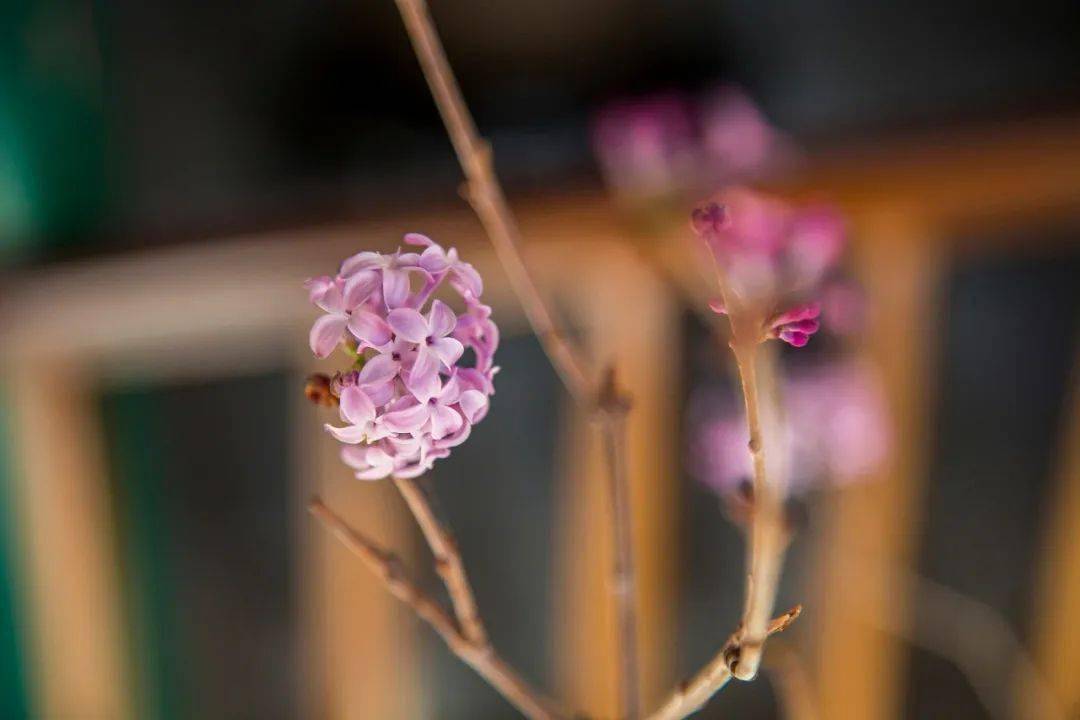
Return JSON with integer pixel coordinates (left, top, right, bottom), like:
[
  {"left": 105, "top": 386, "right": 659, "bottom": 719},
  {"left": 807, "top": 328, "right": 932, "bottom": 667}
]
[
  {"left": 393, "top": 476, "right": 488, "bottom": 646},
  {"left": 390, "top": 0, "right": 642, "bottom": 713},
  {"left": 645, "top": 606, "right": 802, "bottom": 720},
  {"left": 392, "top": 0, "right": 589, "bottom": 404},
  {"left": 728, "top": 334, "right": 790, "bottom": 681},
  {"left": 597, "top": 367, "right": 641, "bottom": 718},
  {"left": 309, "top": 497, "right": 566, "bottom": 720}
]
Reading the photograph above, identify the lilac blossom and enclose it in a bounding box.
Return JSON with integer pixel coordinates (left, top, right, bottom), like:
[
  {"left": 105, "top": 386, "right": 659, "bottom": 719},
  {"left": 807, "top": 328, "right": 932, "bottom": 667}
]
[
  {"left": 692, "top": 189, "right": 845, "bottom": 348},
  {"left": 306, "top": 234, "right": 498, "bottom": 481},
  {"left": 690, "top": 361, "right": 889, "bottom": 497}
]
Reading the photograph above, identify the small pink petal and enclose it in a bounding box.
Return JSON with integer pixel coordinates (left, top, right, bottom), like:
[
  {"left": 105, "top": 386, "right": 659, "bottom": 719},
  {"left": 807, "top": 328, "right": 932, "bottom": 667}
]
[
  {"left": 788, "top": 318, "right": 820, "bottom": 334},
  {"left": 383, "top": 268, "right": 411, "bottom": 309},
  {"left": 381, "top": 402, "right": 430, "bottom": 433},
  {"left": 427, "top": 299, "right": 457, "bottom": 337},
  {"left": 342, "top": 270, "right": 380, "bottom": 309},
  {"left": 404, "top": 233, "right": 435, "bottom": 248},
  {"left": 430, "top": 337, "right": 464, "bottom": 368},
  {"left": 339, "top": 251, "right": 381, "bottom": 277},
  {"left": 309, "top": 314, "right": 348, "bottom": 358},
  {"left": 340, "top": 386, "right": 376, "bottom": 425},
  {"left": 770, "top": 302, "right": 820, "bottom": 329},
  {"left": 407, "top": 349, "right": 441, "bottom": 402},
  {"left": 451, "top": 262, "right": 483, "bottom": 296},
  {"left": 364, "top": 379, "right": 395, "bottom": 407},
  {"left": 429, "top": 405, "right": 463, "bottom": 440},
  {"left": 357, "top": 353, "right": 399, "bottom": 385},
  {"left": 324, "top": 423, "right": 367, "bottom": 444},
  {"left": 459, "top": 389, "right": 489, "bottom": 424},
  {"left": 340, "top": 445, "right": 368, "bottom": 470},
  {"left": 316, "top": 284, "right": 346, "bottom": 314},
  {"left": 419, "top": 245, "right": 450, "bottom": 273},
  {"left": 348, "top": 310, "right": 392, "bottom": 347},
  {"left": 779, "top": 329, "right": 810, "bottom": 347},
  {"left": 393, "top": 461, "right": 429, "bottom": 479},
  {"left": 434, "top": 421, "right": 471, "bottom": 449},
  {"left": 438, "top": 374, "right": 462, "bottom": 405},
  {"left": 387, "top": 308, "right": 429, "bottom": 343},
  {"left": 304, "top": 275, "right": 334, "bottom": 303}
]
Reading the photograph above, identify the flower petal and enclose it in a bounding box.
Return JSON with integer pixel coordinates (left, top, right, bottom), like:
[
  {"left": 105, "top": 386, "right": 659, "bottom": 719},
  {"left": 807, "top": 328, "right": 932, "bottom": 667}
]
[
  {"left": 419, "top": 245, "right": 450, "bottom": 273},
  {"left": 309, "top": 313, "right": 348, "bottom": 358},
  {"left": 406, "top": 348, "right": 441, "bottom": 402},
  {"left": 324, "top": 423, "right": 367, "bottom": 444},
  {"left": 364, "top": 379, "right": 395, "bottom": 407},
  {"left": 779, "top": 329, "right": 810, "bottom": 347},
  {"left": 430, "top": 336, "right": 464, "bottom": 368},
  {"left": 340, "top": 386, "right": 376, "bottom": 425},
  {"left": 316, "top": 284, "right": 345, "bottom": 313},
  {"left": 770, "top": 302, "right": 820, "bottom": 329},
  {"left": 348, "top": 310, "right": 392, "bottom": 347},
  {"left": 342, "top": 270, "right": 381, "bottom": 309},
  {"left": 435, "top": 421, "right": 471, "bottom": 449},
  {"left": 429, "top": 405, "right": 463, "bottom": 440},
  {"left": 383, "top": 268, "right": 411, "bottom": 309},
  {"left": 357, "top": 353, "right": 399, "bottom": 386},
  {"left": 451, "top": 262, "right": 483, "bottom": 296},
  {"left": 387, "top": 308, "right": 429, "bottom": 343},
  {"left": 428, "top": 299, "right": 457, "bottom": 337},
  {"left": 304, "top": 275, "right": 334, "bottom": 304},
  {"left": 340, "top": 444, "right": 369, "bottom": 470},
  {"left": 380, "top": 402, "right": 430, "bottom": 433},
  {"left": 339, "top": 251, "right": 382, "bottom": 277},
  {"left": 458, "top": 389, "right": 489, "bottom": 424},
  {"left": 355, "top": 465, "right": 395, "bottom": 481},
  {"left": 403, "top": 232, "right": 435, "bottom": 248},
  {"left": 393, "top": 460, "right": 429, "bottom": 479}
]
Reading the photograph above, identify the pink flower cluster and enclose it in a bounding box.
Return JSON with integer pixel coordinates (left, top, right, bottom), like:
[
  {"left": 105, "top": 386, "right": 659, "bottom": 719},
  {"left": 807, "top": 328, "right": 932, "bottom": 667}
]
[
  {"left": 692, "top": 188, "right": 845, "bottom": 347},
  {"left": 690, "top": 361, "right": 889, "bottom": 497},
  {"left": 306, "top": 234, "right": 498, "bottom": 480}
]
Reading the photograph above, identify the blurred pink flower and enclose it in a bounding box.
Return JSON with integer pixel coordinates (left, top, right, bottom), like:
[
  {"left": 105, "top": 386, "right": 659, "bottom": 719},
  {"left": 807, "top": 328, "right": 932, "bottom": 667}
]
[
  {"left": 591, "top": 84, "right": 790, "bottom": 202},
  {"left": 700, "top": 85, "right": 786, "bottom": 181},
  {"left": 591, "top": 92, "right": 698, "bottom": 201},
  {"left": 691, "top": 361, "right": 889, "bottom": 496},
  {"left": 306, "top": 234, "right": 498, "bottom": 481},
  {"left": 693, "top": 189, "right": 845, "bottom": 347}
]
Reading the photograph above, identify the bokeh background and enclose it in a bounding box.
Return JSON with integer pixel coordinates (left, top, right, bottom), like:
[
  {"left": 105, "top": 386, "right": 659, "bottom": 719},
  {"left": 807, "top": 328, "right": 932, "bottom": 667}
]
[{"left": 1, "top": 0, "right": 1079, "bottom": 718}]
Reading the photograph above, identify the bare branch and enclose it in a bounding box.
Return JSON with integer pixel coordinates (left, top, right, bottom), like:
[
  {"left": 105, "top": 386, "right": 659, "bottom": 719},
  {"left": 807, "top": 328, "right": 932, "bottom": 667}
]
[
  {"left": 646, "top": 606, "right": 802, "bottom": 720},
  {"left": 309, "top": 498, "right": 567, "bottom": 720},
  {"left": 389, "top": 0, "right": 641, "bottom": 713},
  {"left": 392, "top": 0, "right": 590, "bottom": 404},
  {"left": 393, "top": 477, "right": 488, "bottom": 647}
]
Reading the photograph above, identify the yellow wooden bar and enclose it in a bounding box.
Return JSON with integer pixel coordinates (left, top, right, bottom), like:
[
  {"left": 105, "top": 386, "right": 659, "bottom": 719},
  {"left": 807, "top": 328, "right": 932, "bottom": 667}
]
[{"left": 5, "top": 362, "right": 133, "bottom": 719}]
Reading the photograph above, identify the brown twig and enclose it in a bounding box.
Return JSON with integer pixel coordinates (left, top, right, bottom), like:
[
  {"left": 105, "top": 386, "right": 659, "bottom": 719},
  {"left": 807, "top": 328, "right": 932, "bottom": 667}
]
[
  {"left": 392, "top": 0, "right": 589, "bottom": 405},
  {"left": 391, "top": 0, "right": 642, "bottom": 713},
  {"left": 645, "top": 606, "right": 802, "bottom": 720},
  {"left": 597, "top": 367, "right": 641, "bottom": 718},
  {"left": 309, "top": 497, "right": 566, "bottom": 720},
  {"left": 728, "top": 333, "right": 790, "bottom": 681},
  {"left": 393, "top": 476, "right": 488, "bottom": 647}
]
